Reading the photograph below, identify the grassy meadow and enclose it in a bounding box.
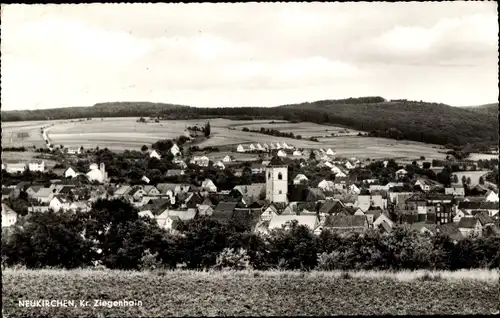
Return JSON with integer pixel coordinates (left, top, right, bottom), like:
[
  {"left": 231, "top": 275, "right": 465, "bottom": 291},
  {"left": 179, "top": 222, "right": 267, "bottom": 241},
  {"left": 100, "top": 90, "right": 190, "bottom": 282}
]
[
  {"left": 2, "top": 117, "right": 450, "bottom": 160},
  {"left": 2, "top": 268, "right": 499, "bottom": 317}
]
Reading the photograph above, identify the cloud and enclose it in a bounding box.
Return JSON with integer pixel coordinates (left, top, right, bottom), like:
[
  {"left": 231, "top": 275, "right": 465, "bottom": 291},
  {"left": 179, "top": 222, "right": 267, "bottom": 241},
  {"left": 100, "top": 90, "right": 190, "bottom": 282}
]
[{"left": 0, "top": 3, "right": 497, "bottom": 110}]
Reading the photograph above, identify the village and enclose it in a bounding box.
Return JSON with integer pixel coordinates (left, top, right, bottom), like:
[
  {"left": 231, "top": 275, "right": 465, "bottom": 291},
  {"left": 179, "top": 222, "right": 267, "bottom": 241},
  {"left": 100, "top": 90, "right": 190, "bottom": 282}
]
[{"left": 2, "top": 134, "right": 499, "bottom": 242}]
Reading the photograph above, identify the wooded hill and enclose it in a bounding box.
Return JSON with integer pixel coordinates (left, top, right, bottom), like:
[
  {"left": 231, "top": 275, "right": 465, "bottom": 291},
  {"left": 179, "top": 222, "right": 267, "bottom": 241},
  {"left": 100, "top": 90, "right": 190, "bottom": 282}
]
[{"left": 1, "top": 97, "right": 497, "bottom": 147}]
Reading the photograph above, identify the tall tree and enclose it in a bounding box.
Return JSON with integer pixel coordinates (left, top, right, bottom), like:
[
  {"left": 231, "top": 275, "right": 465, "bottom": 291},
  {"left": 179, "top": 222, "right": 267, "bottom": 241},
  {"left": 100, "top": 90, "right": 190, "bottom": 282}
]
[
  {"left": 204, "top": 121, "right": 211, "bottom": 137},
  {"left": 479, "top": 176, "right": 485, "bottom": 185}
]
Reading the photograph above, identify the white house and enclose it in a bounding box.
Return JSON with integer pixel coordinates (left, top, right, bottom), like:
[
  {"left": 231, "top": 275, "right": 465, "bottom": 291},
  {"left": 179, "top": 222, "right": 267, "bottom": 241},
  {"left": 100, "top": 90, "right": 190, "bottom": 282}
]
[
  {"left": 49, "top": 196, "right": 71, "bottom": 212},
  {"left": 64, "top": 167, "right": 80, "bottom": 178},
  {"left": 249, "top": 144, "right": 256, "bottom": 151},
  {"left": 28, "top": 161, "right": 45, "bottom": 172},
  {"left": 292, "top": 150, "right": 302, "bottom": 156},
  {"left": 326, "top": 148, "right": 335, "bottom": 156},
  {"left": 142, "top": 175, "right": 151, "bottom": 184},
  {"left": 139, "top": 210, "right": 155, "bottom": 219},
  {"left": 349, "top": 184, "right": 361, "bottom": 194},
  {"left": 373, "top": 213, "right": 394, "bottom": 229},
  {"left": 345, "top": 161, "right": 355, "bottom": 170},
  {"left": 2, "top": 204, "right": 17, "bottom": 228},
  {"left": 293, "top": 174, "right": 309, "bottom": 185},
  {"left": 170, "top": 144, "right": 181, "bottom": 156},
  {"left": 191, "top": 156, "right": 210, "bottom": 167},
  {"left": 485, "top": 190, "right": 499, "bottom": 202},
  {"left": 201, "top": 178, "right": 217, "bottom": 193},
  {"left": 222, "top": 155, "right": 232, "bottom": 163},
  {"left": 67, "top": 148, "right": 81, "bottom": 155},
  {"left": 453, "top": 210, "right": 469, "bottom": 223},
  {"left": 396, "top": 169, "right": 408, "bottom": 179},
  {"left": 275, "top": 142, "right": 282, "bottom": 149},
  {"left": 261, "top": 204, "right": 279, "bottom": 221},
  {"left": 318, "top": 180, "right": 335, "bottom": 192},
  {"left": 236, "top": 144, "right": 246, "bottom": 153},
  {"left": 214, "top": 161, "right": 225, "bottom": 170},
  {"left": 277, "top": 150, "right": 287, "bottom": 157},
  {"left": 5, "top": 163, "right": 27, "bottom": 174},
  {"left": 150, "top": 150, "right": 161, "bottom": 159},
  {"left": 256, "top": 143, "right": 265, "bottom": 151},
  {"left": 335, "top": 170, "right": 347, "bottom": 178}
]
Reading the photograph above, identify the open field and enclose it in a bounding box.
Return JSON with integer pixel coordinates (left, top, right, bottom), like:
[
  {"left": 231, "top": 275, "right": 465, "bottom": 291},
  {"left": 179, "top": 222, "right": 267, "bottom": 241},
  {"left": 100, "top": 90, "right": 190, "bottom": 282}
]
[
  {"left": 3, "top": 118, "right": 450, "bottom": 160},
  {"left": 228, "top": 121, "right": 361, "bottom": 138},
  {"left": 1, "top": 151, "right": 59, "bottom": 168},
  {"left": 1, "top": 120, "right": 53, "bottom": 149},
  {"left": 451, "top": 171, "right": 492, "bottom": 186},
  {"left": 468, "top": 153, "right": 499, "bottom": 161},
  {"left": 2, "top": 268, "right": 498, "bottom": 317}
]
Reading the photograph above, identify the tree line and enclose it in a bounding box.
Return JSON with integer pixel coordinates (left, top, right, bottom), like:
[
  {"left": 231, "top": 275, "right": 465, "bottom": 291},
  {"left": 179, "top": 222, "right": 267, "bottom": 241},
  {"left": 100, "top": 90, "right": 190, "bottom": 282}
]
[
  {"left": 2, "top": 199, "right": 499, "bottom": 271},
  {"left": 2, "top": 99, "right": 496, "bottom": 147}
]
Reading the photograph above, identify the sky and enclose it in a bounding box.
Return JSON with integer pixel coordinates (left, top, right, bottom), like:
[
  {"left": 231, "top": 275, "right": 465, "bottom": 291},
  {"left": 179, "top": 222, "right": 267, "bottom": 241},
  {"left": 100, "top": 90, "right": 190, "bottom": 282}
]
[{"left": 1, "top": 2, "right": 498, "bottom": 111}]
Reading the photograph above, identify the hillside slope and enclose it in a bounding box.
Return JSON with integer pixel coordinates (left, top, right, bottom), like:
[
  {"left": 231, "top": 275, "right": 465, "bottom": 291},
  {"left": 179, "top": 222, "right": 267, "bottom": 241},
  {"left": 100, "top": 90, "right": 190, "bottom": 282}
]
[
  {"left": 466, "top": 103, "right": 499, "bottom": 116},
  {"left": 1, "top": 97, "right": 497, "bottom": 147}
]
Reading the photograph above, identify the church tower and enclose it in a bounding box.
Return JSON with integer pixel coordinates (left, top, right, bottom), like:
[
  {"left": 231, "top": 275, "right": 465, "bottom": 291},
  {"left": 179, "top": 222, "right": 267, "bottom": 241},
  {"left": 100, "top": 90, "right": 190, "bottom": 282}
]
[{"left": 265, "top": 161, "right": 288, "bottom": 203}]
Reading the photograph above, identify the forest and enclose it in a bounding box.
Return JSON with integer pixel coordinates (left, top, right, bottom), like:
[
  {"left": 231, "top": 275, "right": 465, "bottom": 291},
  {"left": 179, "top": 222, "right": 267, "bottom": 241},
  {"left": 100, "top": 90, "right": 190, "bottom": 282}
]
[{"left": 1, "top": 97, "right": 497, "bottom": 147}]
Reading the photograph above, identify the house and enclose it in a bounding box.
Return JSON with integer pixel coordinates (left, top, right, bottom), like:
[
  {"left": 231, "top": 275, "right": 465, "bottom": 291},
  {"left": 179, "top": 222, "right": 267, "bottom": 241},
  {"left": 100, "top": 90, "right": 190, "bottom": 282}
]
[
  {"left": 191, "top": 156, "right": 210, "bottom": 167},
  {"left": 33, "top": 187, "right": 55, "bottom": 204},
  {"left": 261, "top": 204, "right": 279, "bottom": 221},
  {"left": 396, "top": 169, "right": 408, "bottom": 180},
  {"left": 408, "top": 222, "right": 438, "bottom": 236},
  {"left": 453, "top": 210, "right": 469, "bottom": 223},
  {"left": 292, "top": 150, "right": 302, "bottom": 156},
  {"left": 222, "top": 155, "right": 233, "bottom": 163},
  {"left": 251, "top": 163, "right": 265, "bottom": 174},
  {"left": 275, "top": 142, "right": 282, "bottom": 149},
  {"left": 344, "top": 161, "right": 355, "bottom": 170},
  {"left": 326, "top": 148, "right": 335, "bottom": 156},
  {"left": 213, "top": 201, "right": 238, "bottom": 223},
  {"left": 214, "top": 161, "right": 225, "bottom": 170},
  {"left": 458, "top": 217, "right": 483, "bottom": 238},
  {"left": 414, "top": 179, "right": 432, "bottom": 192},
  {"left": 197, "top": 204, "right": 214, "bottom": 216},
  {"left": 233, "top": 184, "right": 266, "bottom": 201},
  {"left": 28, "top": 161, "right": 45, "bottom": 172},
  {"left": 69, "top": 201, "right": 91, "bottom": 212},
  {"left": 114, "top": 185, "right": 132, "bottom": 198},
  {"left": 64, "top": 167, "right": 81, "bottom": 178},
  {"left": 373, "top": 213, "right": 394, "bottom": 230},
  {"left": 4, "top": 163, "right": 27, "bottom": 174},
  {"left": 166, "top": 169, "right": 185, "bottom": 177},
  {"left": 170, "top": 144, "right": 181, "bottom": 156},
  {"left": 236, "top": 144, "right": 246, "bottom": 153},
  {"left": 256, "top": 143, "right": 265, "bottom": 151},
  {"left": 150, "top": 150, "right": 161, "bottom": 160},
  {"left": 268, "top": 215, "right": 319, "bottom": 231},
  {"left": 248, "top": 144, "right": 256, "bottom": 151},
  {"left": 2, "top": 204, "right": 18, "bottom": 228},
  {"left": 445, "top": 185, "right": 465, "bottom": 197},
  {"left": 26, "top": 185, "right": 43, "bottom": 198},
  {"left": 349, "top": 184, "right": 361, "bottom": 195},
  {"left": 139, "top": 210, "right": 155, "bottom": 219},
  {"left": 49, "top": 196, "right": 71, "bottom": 212},
  {"left": 293, "top": 174, "right": 309, "bottom": 185},
  {"left": 318, "top": 180, "right": 335, "bottom": 192},
  {"left": 321, "top": 215, "right": 368, "bottom": 233},
  {"left": 277, "top": 150, "right": 287, "bottom": 157},
  {"left": 458, "top": 201, "right": 499, "bottom": 217},
  {"left": 485, "top": 190, "right": 499, "bottom": 202},
  {"left": 201, "top": 179, "right": 217, "bottom": 193},
  {"left": 319, "top": 199, "right": 347, "bottom": 216},
  {"left": 173, "top": 158, "right": 188, "bottom": 169},
  {"left": 356, "top": 195, "right": 386, "bottom": 212},
  {"left": 141, "top": 175, "right": 151, "bottom": 184}
]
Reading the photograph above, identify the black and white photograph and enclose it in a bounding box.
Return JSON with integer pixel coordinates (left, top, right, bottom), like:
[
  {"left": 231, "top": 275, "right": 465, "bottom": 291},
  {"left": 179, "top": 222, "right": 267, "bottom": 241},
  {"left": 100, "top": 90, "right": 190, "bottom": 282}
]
[{"left": 1, "top": 2, "right": 499, "bottom": 316}]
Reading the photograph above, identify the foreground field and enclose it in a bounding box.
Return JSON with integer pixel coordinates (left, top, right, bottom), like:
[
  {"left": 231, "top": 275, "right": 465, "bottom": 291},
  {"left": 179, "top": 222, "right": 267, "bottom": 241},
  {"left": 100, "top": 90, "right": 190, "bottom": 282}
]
[
  {"left": 3, "top": 117, "right": 450, "bottom": 160},
  {"left": 2, "top": 269, "right": 498, "bottom": 317}
]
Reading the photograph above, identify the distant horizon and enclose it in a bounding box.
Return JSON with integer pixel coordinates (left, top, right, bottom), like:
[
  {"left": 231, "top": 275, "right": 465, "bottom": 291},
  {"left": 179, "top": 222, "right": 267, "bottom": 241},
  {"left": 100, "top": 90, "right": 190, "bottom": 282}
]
[
  {"left": 1, "top": 96, "right": 498, "bottom": 112},
  {"left": 1, "top": 3, "right": 498, "bottom": 111}
]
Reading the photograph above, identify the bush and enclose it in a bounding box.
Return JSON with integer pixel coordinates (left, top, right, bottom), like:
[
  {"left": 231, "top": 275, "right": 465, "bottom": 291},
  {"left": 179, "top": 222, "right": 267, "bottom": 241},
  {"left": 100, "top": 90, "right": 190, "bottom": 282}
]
[
  {"left": 139, "top": 249, "right": 162, "bottom": 271},
  {"left": 214, "top": 248, "right": 252, "bottom": 271}
]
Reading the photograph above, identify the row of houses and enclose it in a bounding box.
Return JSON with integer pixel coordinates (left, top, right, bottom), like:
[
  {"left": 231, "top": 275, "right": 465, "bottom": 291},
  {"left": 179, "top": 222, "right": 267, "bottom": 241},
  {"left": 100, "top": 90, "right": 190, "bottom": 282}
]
[{"left": 236, "top": 142, "right": 295, "bottom": 153}]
